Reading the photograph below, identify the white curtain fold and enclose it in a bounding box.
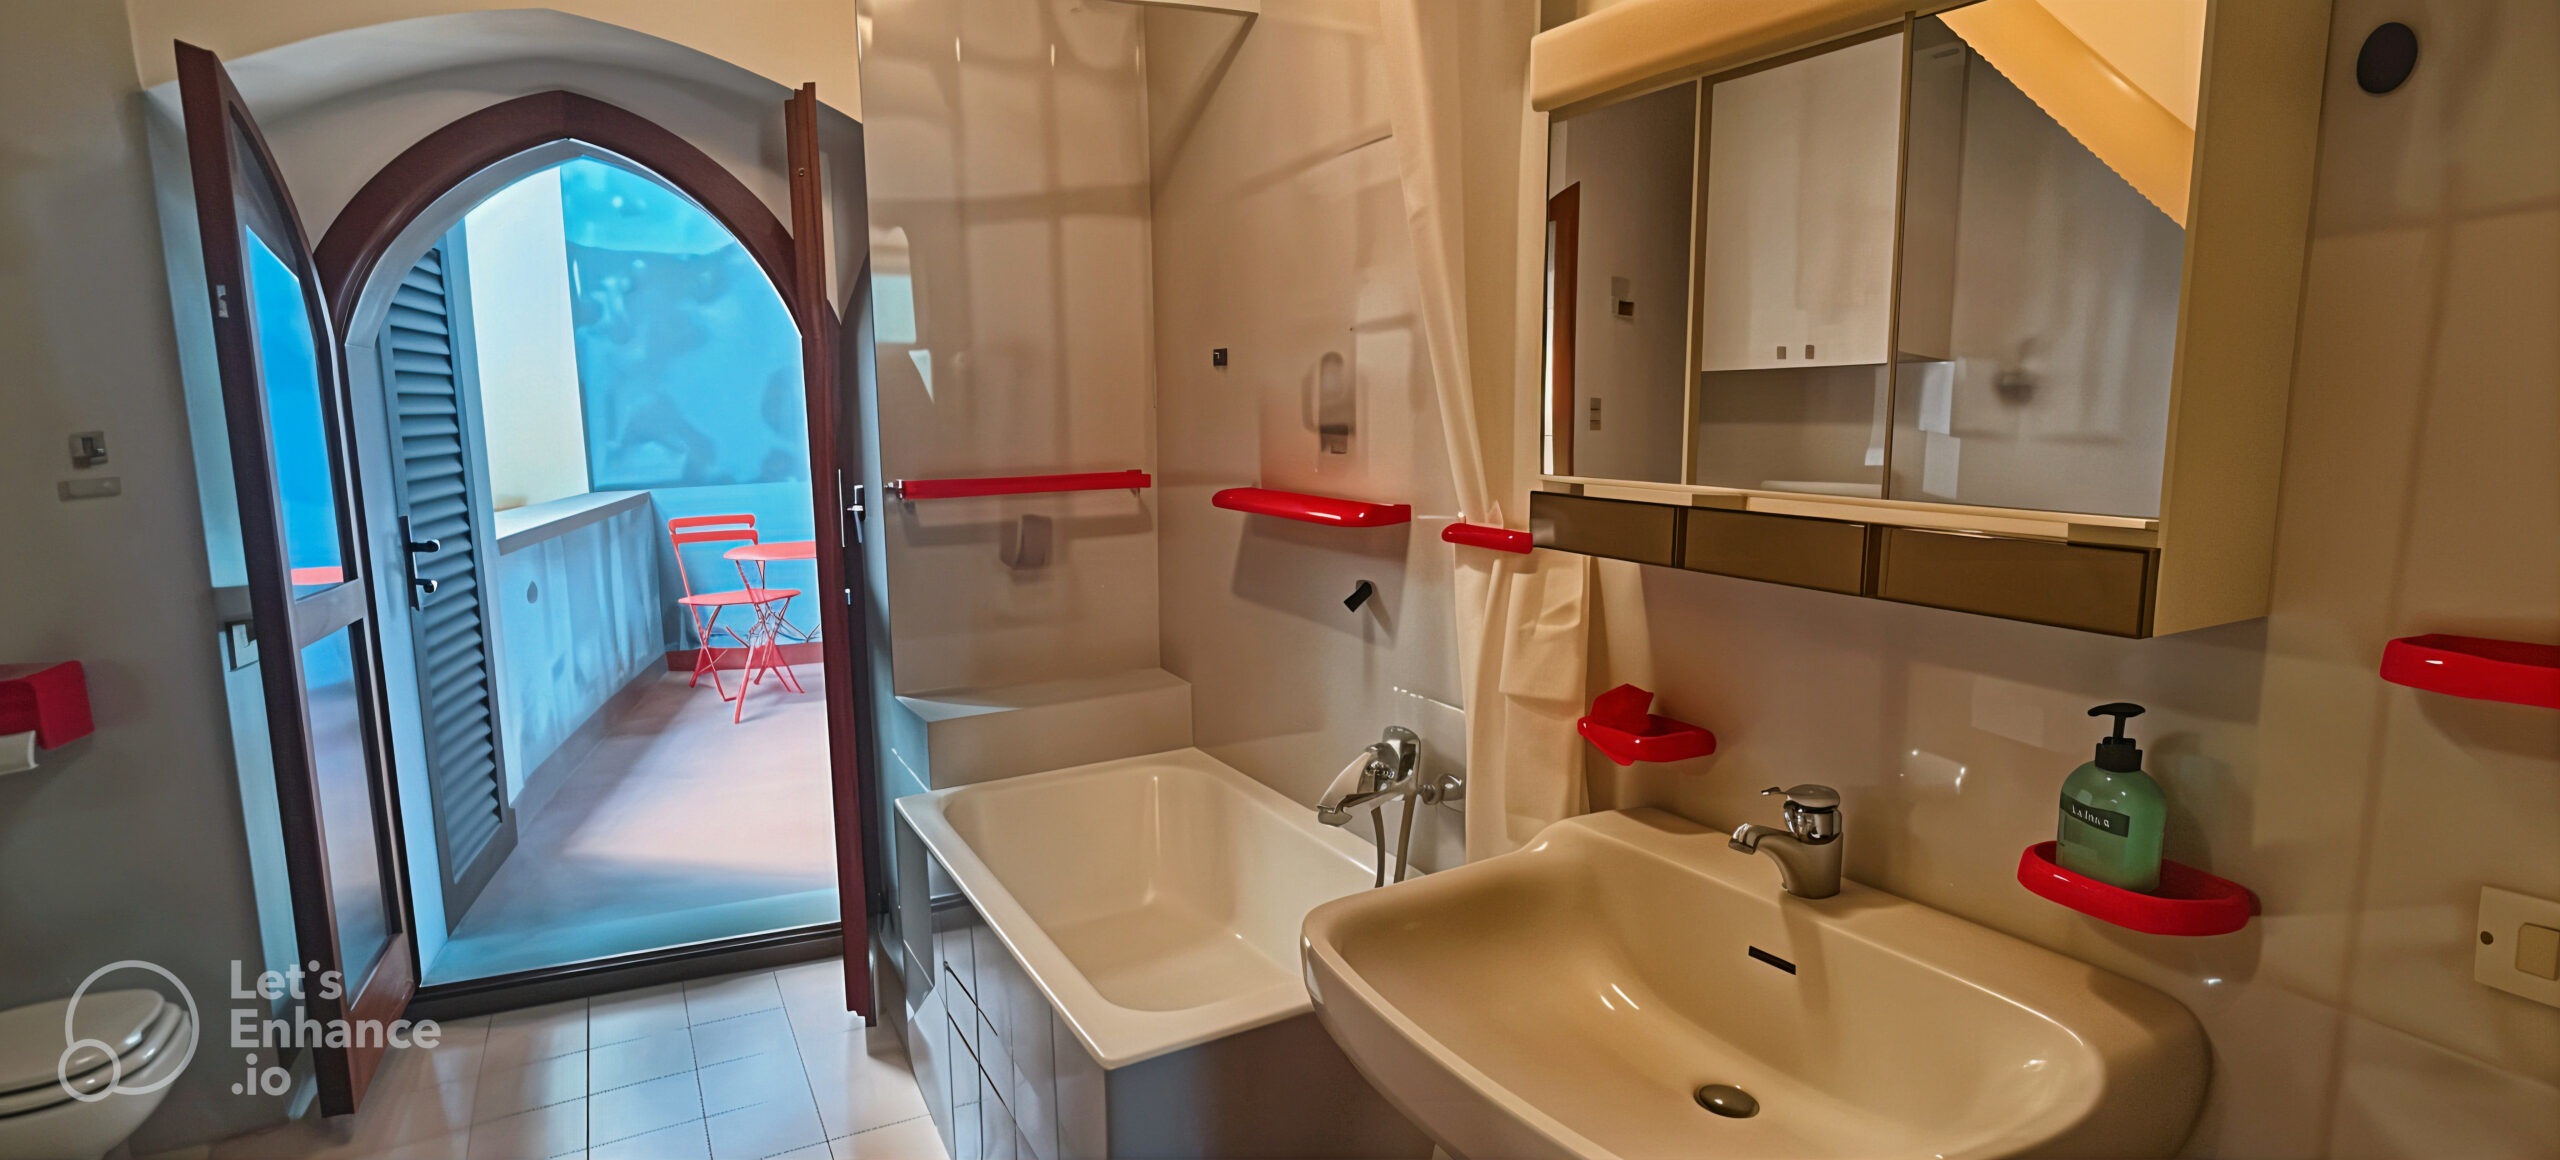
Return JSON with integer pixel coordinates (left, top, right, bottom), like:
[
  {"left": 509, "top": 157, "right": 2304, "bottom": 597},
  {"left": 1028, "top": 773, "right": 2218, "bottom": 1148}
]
[
  {"left": 1376, "top": 0, "right": 1494, "bottom": 524},
  {"left": 1379, "top": 0, "right": 1593, "bottom": 859}
]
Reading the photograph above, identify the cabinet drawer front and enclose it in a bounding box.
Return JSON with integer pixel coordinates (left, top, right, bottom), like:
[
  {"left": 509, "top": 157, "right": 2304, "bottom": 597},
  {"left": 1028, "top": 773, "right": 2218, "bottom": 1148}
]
[
  {"left": 1531, "top": 492, "right": 1682, "bottom": 566},
  {"left": 1876, "top": 528, "right": 2154, "bottom": 636},
  {"left": 1682, "top": 508, "right": 1869, "bottom": 593}
]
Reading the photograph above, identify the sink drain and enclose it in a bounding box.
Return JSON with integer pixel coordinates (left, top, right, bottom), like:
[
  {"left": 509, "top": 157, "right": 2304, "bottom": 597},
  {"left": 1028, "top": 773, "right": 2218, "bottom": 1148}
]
[{"left": 1694, "top": 1084, "right": 1759, "bottom": 1119}]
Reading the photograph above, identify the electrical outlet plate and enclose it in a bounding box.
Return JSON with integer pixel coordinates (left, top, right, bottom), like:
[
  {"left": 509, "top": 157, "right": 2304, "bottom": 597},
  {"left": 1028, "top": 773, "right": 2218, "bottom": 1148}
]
[{"left": 2475, "top": 885, "right": 2560, "bottom": 1008}]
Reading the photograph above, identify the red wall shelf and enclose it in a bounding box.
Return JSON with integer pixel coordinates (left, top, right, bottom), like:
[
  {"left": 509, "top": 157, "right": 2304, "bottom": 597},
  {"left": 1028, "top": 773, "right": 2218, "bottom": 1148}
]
[
  {"left": 1442, "top": 522, "right": 1533, "bottom": 554},
  {"left": 1211, "top": 487, "right": 1412, "bottom": 528},
  {"left": 2016, "top": 841, "right": 2256, "bottom": 937},
  {"left": 1577, "top": 683, "right": 1716, "bottom": 765},
  {"left": 2380, "top": 634, "right": 2560, "bottom": 710},
  {"left": 890, "top": 470, "right": 1152, "bottom": 500}
]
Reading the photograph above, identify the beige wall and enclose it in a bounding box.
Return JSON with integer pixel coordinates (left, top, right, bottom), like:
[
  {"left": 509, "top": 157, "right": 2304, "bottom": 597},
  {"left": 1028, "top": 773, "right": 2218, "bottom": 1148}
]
[
  {"left": 0, "top": 0, "right": 288, "bottom": 1149},
  {"left": 1148, "top": 0, "right": 1480, "bottom": 872},
  {"left": 1560, "top": 0, "right": 2560, "bottom": 1154},
  {"left": 123, "top": 0, "right": 863, "bottom": 119}
]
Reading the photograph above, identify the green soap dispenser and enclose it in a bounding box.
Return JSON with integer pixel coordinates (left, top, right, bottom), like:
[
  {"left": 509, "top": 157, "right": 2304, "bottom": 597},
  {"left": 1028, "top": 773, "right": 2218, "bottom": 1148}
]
[{"left": 2056, "top": 703, "right": 2165, "bottom": 892}]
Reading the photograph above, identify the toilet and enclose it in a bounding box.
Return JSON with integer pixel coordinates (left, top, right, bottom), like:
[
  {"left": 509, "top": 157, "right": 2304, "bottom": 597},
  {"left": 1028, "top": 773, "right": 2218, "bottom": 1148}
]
[{"left": 0, "top": 990, "right": 194, "bottom": 1160}]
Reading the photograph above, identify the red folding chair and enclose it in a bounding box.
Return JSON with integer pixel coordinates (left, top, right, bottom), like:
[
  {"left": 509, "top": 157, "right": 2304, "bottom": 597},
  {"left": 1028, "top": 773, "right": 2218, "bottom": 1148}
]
[
  {"left": 679, "top": 515, "right": 813, "bottom": 697},
  {"left": 667, "top": 516, "right": 803, "bottom": 722}
]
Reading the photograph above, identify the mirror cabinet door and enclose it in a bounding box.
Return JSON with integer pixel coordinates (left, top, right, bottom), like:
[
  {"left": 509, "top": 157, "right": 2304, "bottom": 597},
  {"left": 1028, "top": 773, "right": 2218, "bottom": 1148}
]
[
  {"left": 1543, "top": 80, "right": 1699, "bottom": 483},
  {"left": 1542, "top": 1, "right": 2206, "bottom": 519},
  {"left": 1888, "top": 3, "right": 2197, "bottom": 519},
  {"left": 1693, "top": 32, "right": 1905, "bottom": 499}
]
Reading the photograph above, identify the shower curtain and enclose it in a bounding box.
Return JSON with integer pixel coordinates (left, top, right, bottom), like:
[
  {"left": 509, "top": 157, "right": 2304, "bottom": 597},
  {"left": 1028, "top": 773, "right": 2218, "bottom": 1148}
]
[{"left": 1378, "top": 0, "right": 1601, "bottom": 858}]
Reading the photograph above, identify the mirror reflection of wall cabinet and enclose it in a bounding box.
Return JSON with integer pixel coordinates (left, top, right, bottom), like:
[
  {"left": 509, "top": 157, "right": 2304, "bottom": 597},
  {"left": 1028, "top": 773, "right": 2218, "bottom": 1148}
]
[
  {"left": 1696, "top": 33, "right": 1902, "bottom": 375},
  {"left": 1692, "top": 32, "right": 1903, "bottom": 501},
  {"left": 1529, "top": 0, "right": 2330, "bottom": 636}
]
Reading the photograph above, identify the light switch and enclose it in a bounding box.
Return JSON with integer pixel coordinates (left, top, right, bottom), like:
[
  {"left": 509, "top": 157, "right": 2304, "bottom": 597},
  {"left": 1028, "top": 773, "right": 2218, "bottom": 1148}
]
[
  {"left": 2476, "top": 886, "right": 2560, "bottom": 1007},
  {"left": 2518, "top": 924, "right": 2560, "bottom": 981}
]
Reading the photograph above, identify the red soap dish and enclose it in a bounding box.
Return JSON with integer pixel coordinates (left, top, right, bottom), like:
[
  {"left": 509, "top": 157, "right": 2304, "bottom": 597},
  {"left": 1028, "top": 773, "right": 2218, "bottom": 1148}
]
[
  {"left": 1578, "top": 715, "right": 1716, "bottom": 765},
  {"left": 2016, "top": 841, "right": 2256, "bottom": 937},
  {"left": 1576, "top": 683, "right": 1715, "bottom": 766},
  {"left": 2380, "top": 634, "right": 2560, "bottom": 710}
]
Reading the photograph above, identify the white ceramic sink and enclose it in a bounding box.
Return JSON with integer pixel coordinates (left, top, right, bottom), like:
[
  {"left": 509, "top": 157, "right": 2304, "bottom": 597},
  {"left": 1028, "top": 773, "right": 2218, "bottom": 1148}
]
[{"left": 1301, "top": 810, "right": 2207, "bottom": 1160}]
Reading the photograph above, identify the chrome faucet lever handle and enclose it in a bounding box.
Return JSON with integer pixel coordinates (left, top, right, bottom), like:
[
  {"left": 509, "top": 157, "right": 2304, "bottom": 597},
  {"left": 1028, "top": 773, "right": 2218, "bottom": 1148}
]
[
  {"left": 1761, "top": 784, "right": 1841, "bottom": 809},
  {"left": 1760, "top": 784, "right": 1841, "bottom": 845}
]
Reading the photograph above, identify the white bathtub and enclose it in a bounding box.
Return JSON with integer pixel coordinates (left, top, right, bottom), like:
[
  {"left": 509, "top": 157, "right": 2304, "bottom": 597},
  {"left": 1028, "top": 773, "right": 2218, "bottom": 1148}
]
[
  {"left": 898, "top": 747, "right": 1375, "bottom": 1065},
  {"left": 894, "top": 748, "right": 1427, "bottom": 1159}
]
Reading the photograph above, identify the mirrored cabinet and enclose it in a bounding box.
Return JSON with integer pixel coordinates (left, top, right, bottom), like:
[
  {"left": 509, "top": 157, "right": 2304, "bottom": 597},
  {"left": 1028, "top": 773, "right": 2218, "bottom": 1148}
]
[
  {"left": 1529, "top": 0, "right": 2329, "bottom": 636},
  {"left": 1543, "top": 78, "right": 1697, "bottom": 483}
]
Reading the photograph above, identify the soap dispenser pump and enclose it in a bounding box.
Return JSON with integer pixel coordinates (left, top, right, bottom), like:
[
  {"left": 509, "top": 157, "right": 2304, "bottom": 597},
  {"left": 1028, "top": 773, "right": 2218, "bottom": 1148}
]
[{"left": 2056, "top": 702, "right": 2166, "bottom": 893}]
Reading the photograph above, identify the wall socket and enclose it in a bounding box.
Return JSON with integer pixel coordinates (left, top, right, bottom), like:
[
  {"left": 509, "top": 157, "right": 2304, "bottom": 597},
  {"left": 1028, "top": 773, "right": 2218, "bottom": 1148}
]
[{"left": 2476, "top": 885, "right": 2560, "bottom": 1008}]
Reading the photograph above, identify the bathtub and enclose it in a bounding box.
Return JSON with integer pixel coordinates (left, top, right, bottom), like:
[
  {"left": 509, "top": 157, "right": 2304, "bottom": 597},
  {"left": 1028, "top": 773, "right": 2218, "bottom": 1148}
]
[{"left": 894, "top": 748, "right": 1429, "bottom": 1160}]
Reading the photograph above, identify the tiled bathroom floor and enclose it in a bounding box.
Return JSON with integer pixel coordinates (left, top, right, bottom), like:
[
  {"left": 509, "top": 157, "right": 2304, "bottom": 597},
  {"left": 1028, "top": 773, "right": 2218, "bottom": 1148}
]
[{"left": 200, "top": 960, "right": 942, "bottom": 1160}]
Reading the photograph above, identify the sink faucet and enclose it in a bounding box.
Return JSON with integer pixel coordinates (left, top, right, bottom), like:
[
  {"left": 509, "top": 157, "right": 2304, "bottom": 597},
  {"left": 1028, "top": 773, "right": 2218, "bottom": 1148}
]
[
  {"left": 1729, "top": 784, "right": 1843, "bottom": 899},
  {"left": 1315, "top": 726, "right": 1461, "bottom": 887}
]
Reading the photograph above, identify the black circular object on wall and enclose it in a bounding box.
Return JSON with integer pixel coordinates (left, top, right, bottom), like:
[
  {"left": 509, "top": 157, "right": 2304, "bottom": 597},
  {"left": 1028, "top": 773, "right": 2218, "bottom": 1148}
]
[{"left": 2357, "top": 22, "right": 2419, "bottom": 94}]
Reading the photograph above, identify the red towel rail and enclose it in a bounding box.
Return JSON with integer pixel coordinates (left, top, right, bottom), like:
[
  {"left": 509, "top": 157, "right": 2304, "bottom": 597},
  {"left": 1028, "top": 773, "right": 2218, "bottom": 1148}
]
[
  {"left": 889, "top": 470, "right": 1152, "bottom": 500},
  {"left": 1212, "top": 487, "right": 1412, "bottom": 528},
  {"left": 1442, "top": 522, "right": 1532, "bottom": 554}
]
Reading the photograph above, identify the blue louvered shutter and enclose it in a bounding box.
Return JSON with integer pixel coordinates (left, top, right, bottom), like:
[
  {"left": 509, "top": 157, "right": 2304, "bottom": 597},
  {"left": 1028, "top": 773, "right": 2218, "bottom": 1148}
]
[{"left": 387, "top": 241, "right": 514, "bottom": 916}]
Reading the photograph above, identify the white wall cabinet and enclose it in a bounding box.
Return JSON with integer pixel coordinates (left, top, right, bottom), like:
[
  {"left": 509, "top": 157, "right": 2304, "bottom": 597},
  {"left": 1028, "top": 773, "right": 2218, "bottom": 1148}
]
[{"left": 1697, "top": 33, "right": 1904, "bottom": 372}]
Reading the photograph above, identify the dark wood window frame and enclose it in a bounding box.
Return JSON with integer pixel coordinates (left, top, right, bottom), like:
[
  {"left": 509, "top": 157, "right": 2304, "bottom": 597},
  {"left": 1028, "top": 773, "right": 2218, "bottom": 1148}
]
[{"left": 311, "top": 89, "right": 881, "bottom": 1019}]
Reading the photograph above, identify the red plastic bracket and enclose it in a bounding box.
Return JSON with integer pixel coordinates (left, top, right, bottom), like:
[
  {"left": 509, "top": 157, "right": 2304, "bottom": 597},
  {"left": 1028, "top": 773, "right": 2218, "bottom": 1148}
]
[
  {"left": 2380, "top": 634, "right": 2560, "bottom": 710},
  {"left": 2016, "top": 841, "right": 2256, "bottom": 937},
  {"left": 1211, "top": 487, "right": 1412, "bottom": 528},
  {"left": 1576, "top": 683, "right": 1716, "bottom": 766},
  {"left": 1442, "top": 522, "right": 1532, "bottom": 554}
]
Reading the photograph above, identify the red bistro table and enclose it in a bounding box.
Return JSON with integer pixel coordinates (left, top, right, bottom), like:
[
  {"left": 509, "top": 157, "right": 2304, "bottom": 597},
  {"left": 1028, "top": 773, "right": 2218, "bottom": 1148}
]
[{"left": 721, "top": 539, "right": 816, "bottom": 715}]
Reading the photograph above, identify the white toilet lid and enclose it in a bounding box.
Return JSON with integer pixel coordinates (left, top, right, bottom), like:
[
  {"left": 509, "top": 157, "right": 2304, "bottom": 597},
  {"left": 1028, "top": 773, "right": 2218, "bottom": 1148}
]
[
  {"left": 0, "top": 991, "right": 165, "bottom": 1098},
  {"left": 0, "top": 1005, "right": 186, "bottom": 1119}
]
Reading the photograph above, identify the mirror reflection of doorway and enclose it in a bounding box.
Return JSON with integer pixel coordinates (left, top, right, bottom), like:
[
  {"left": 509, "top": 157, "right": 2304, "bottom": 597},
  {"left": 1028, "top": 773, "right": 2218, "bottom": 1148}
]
[{"left": 357, "top": 153, "right": 836, "bottom": 987}]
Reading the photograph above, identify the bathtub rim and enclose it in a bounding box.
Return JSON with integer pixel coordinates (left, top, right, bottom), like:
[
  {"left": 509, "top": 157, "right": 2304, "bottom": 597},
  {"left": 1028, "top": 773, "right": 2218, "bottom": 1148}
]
[{"left": 895, "top": 746, "right": 1378, "bottom": 1069}]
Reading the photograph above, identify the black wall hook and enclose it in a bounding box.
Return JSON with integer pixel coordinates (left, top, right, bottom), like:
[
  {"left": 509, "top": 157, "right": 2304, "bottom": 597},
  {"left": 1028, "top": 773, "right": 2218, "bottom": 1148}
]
[
  {"left": 2358, "top": 22, "right": 2418, "bottom": 94},
  {"left": 1344, "top": 580, "right": 1376, "bottom": 611}
]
